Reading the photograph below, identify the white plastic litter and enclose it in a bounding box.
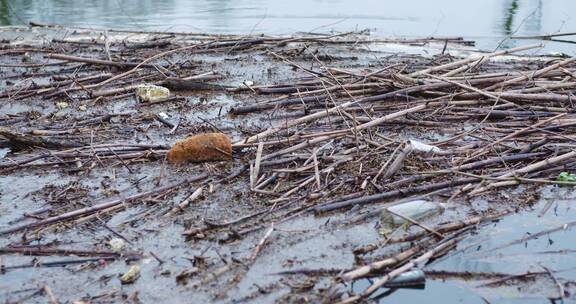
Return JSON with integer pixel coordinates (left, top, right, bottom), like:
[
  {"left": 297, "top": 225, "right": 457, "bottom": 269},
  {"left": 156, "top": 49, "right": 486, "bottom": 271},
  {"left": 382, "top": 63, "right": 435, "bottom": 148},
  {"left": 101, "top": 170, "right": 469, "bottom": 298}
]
[
  {"left": 408, "top": 139, "right": 442, "bottom": 153},
  {"left": 157, "top": 112, "right": 170, "bottom": 120},
  {"left": 55, "top": 102, "right": 69, "bottom": 110},
  {"left": 136, "top": 84, "right": 170, "bottom": 102},
  {"left": 381, "top": 200, "right": 445, "bottom": 227},
  {"left": 108, "top": 238, "right": 125, "bottom": 252}
]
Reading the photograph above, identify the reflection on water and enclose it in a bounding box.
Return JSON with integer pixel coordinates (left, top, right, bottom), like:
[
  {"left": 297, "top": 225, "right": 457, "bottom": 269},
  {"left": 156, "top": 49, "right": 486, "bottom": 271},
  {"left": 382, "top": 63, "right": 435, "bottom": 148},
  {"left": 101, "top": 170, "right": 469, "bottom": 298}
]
[
  {"left": 524, "top": 0, "right": 543, "bottom": 34},
  {"left": 497, "top": 0, "right": 544, "bottom": 49},
  {"left": 503, "top": 0, "right": 520, "bottom": 35},
  {"left": 501, "top": 0, "right": 545, "bottom": 35},
  {"left": 1, "top": 0, "right": 574, "bottom": 53}
]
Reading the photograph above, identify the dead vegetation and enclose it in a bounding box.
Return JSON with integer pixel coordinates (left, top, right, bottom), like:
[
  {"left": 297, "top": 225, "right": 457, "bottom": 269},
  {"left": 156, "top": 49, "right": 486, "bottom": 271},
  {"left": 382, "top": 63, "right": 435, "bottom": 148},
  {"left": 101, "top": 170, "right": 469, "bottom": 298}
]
[{"left": 1, "top": 23, "right": 576, "bottom": 303}]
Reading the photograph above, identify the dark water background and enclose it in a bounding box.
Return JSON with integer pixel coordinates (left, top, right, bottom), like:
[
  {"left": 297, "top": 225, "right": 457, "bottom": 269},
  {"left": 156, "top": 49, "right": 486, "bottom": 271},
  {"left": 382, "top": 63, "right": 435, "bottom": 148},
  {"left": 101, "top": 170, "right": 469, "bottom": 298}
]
[{"left": 1, "top": 0, "right": 575, "bottom": 54}]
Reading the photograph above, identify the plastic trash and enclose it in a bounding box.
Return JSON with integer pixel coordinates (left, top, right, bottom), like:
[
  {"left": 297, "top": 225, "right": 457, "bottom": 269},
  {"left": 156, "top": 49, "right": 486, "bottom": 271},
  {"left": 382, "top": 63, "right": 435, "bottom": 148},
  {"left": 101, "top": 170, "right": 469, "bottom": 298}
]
[
  {"left": 55, "top": 102, "right": 69, "bottom": 110},
  {"left": 135, "top": 84, "right": 170, "bottom": 102},
  {"left": 157, "top": 112, "right": 170, "bottom": 120},
  {"left": 120, "top": 265, "right": 140, "bottom": 284},
  {"left": 384, "top": 269, "right": 426, "bottom": 289},
  {"left": 21, "top": 52, "right": 31, "bottom": 62},
  {"left": 383, "top": 140, "right": 442, "bottom": 179},
  {"left": 408, "top": 139, "right": 442, "bottom": 154},
  {"left": 167, "top": 133, "right": 232, "bottom": 163},
  {"left": 381, "top": 200, "right": 445, "bottom": 227},
  {"left": 108, "top": 238, "right": 125, "bottom": 252}
]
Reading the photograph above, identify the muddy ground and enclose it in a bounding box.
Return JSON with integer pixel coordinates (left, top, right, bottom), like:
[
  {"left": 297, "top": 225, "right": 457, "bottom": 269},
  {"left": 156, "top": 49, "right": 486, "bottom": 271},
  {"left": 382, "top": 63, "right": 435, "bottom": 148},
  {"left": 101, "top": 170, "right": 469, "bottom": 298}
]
[{"left": 1, "top": 25, "right": 576, "bottom": 303}]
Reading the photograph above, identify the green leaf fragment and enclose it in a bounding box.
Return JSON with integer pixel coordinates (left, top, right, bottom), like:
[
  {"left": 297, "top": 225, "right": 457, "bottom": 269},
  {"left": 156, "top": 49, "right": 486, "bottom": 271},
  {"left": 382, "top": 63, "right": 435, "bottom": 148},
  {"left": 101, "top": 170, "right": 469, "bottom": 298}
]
[{"left": 557, "top": 172, "right": 576, "bottom": 182}]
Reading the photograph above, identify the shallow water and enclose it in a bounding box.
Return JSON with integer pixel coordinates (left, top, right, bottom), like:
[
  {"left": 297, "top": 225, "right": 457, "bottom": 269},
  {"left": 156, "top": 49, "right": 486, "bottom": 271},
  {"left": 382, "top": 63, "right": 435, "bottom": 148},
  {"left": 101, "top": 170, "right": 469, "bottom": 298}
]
[
  {"left": 354, "top": 187, "right": 576, "bottom": 303},
  {"left": 1, "top": 0, "right": 575, "bottom": 54}
]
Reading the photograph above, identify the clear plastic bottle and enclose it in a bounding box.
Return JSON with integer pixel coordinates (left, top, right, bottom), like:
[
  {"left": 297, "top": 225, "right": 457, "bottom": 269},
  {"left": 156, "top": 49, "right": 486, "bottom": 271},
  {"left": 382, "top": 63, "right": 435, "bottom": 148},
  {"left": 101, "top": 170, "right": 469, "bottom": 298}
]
[
  {"left": 385, "top": 269, "right": 426, "bottom": 288},
  {"left": 381, "top": 200, "right": 445, "bottom": 227}
]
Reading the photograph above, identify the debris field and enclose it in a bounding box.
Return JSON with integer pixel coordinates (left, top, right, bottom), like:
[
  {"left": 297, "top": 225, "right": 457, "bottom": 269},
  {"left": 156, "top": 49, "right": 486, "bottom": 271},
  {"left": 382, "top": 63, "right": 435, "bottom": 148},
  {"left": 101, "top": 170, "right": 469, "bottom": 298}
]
[{"left": 1, "top": 24, "right": 576, "bottom": 303}]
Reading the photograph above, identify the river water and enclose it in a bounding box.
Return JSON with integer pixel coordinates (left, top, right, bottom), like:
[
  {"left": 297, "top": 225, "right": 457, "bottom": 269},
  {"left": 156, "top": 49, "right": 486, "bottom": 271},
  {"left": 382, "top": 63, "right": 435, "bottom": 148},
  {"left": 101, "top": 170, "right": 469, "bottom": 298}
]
[{"left": 1, "top": 0, "right": 575, "bottom": 54}]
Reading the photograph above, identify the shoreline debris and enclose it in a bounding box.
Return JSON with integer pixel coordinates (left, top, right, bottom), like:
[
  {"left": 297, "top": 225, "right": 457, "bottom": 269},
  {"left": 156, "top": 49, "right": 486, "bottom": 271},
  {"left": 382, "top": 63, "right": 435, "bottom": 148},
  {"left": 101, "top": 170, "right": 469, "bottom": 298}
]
[
  {"left": 136, "top": 84, "right": 170, "bottom": 102},
  {"left": 167, "top": 133, "right": 232, "bottom": 163},
  {"left": 1, "top": 23, "right": 576, "bottom": 303},
  {"left": 120, "top": 265, "right": 141, "bottom": 284},
  {"left": 380, "top": 200, "right": 445, "bottom": 228}
]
